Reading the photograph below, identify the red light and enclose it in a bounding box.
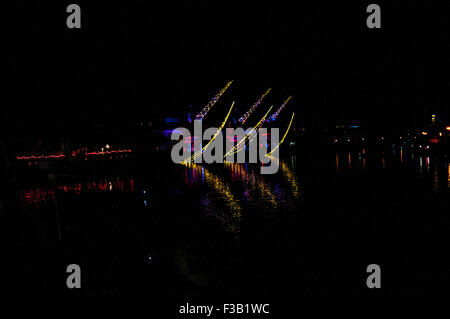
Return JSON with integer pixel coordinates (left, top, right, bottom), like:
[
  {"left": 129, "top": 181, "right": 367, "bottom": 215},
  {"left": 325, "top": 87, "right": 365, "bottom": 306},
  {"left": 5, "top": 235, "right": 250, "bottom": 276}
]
[{"left": 16, "top": 153, "right": 65, "bottom": 160}]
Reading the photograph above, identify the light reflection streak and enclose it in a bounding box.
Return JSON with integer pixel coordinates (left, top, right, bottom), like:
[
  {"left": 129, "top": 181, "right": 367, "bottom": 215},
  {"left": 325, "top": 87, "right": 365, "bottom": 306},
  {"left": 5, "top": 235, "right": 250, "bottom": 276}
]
[
  {"left": 267, "top": 156, "right": 300, "bottom": 199},
  {"left": 182, "top": 160, "right": 301, "bottom": 234},
  {"left": 20, "top": 177, "right": 135, "bottom": 207},
  {"left": 202, "top": 166, "right": 242, "bottom": 234},
  {"left": 57, "top": 177, "right": 135, "bottom": 193},
  {"left": 224, "top": 162, "right": 279, "bottom": 209},
  {"left": 348, "top": 152, "right": 351, "bottom": 169},
  {"left": 448, "top": 163, "right": 450, "bottom": 187},
  {"left": 336, "top": 153, "right": 339, "bottom": 172},
  {"left": 184, "top": 163, "right": 242, "bottom": 234}
]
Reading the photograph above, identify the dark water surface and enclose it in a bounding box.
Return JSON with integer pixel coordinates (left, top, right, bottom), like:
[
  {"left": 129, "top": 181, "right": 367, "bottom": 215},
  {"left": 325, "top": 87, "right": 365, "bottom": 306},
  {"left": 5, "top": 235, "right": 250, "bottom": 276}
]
[{"left": 2, "top": 148, "right": 450, "bottom": 298}]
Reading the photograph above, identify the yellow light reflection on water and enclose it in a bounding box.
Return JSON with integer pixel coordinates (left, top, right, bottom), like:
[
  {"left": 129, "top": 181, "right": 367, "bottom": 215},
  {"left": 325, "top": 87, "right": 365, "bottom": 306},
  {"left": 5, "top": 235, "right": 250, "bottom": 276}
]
[
  {"left": 348, "top": 152, "right": 351, "bottom": 169},
  {"left": 336, "top": 153, "right": 339, "bottom": 172},
  {"left": 224, "top": 162, "right": 279, "bottom": 209},
  {"left": 189, "top": 163, "right": 242, "bottom": 234},
  {"left": 278, "top": 158, "right": 300, "bottom": 199},
  {"left": 202, "top": 168, "right": 241, "bottom": 217},
  {"left": 256, "top": 177, "right": 279, "bottom": 209},
  {"left": 267, "top": 156, "right": 300, "bottom": 200},
  {"left": 448, "top": 163, "right": 450, "bottom": 187}
]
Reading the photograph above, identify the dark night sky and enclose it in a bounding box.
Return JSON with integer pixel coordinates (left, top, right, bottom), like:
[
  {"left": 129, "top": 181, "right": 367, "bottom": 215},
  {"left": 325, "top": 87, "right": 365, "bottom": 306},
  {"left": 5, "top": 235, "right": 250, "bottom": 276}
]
[{"left": 4, "top": 1, "right": 450, "bottom": 135}]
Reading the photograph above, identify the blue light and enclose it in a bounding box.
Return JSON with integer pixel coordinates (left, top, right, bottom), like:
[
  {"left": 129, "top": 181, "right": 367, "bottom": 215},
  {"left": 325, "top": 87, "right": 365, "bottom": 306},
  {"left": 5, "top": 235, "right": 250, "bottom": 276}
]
[{"left": 166, "top": 117, "right": 182, "bottom": 124}]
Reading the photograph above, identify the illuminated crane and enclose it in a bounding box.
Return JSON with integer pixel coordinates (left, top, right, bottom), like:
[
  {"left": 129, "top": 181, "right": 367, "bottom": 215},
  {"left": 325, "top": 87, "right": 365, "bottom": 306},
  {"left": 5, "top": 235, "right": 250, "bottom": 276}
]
[
  {"left": 238, "top": 88, "right": 271, "bottom": 125},
  {"left": 267, "top": 96, "right": 292, "bottom": 122},
  {"left": 195, "top": 81, "right": 234, "bottom": 121}
]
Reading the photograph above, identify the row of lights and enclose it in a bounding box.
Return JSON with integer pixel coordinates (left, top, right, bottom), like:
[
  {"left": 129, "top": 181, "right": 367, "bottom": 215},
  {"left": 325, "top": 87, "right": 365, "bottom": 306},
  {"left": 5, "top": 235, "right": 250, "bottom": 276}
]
[{"left": 17, "top": 145, "right": 132, "bottom": 160}]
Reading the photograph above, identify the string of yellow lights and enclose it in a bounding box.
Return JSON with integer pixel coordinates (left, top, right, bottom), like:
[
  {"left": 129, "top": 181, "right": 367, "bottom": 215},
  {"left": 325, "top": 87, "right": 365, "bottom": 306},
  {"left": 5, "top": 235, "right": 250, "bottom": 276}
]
[
  {"left": 186, "top": 101, "right": 235, "bottom": 163},
  {"left": 195, "top": 81, "right": 234, "bottom": 120},
  {"left": 224, "top": 106, "right": 274, "bottom": 158},
  {"left": 238, "top": 88, "right": 272, "bottom": 125},
  {"left": 265, "top": 113, "right": 295, "bottom": 157}
]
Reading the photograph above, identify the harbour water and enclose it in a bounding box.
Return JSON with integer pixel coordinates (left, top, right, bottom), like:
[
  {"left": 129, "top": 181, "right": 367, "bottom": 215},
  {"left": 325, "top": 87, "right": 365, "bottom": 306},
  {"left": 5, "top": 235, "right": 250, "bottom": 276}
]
[{"left": 1, "top": 147, "right": 450, "bottom": 298}]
